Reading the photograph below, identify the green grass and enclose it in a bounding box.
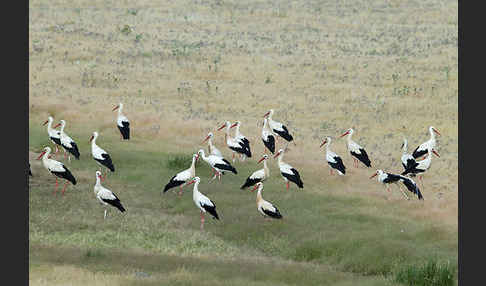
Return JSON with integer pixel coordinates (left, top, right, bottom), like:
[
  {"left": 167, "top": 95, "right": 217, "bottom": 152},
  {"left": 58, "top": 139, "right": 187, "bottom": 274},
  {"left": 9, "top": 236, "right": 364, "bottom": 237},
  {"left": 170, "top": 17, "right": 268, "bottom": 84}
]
[
  {"left": 394, "top": 260, "right": 456, "bottom": 286},
  {"left": 29, "top": 122, "right": 457, "bottom": 285}
]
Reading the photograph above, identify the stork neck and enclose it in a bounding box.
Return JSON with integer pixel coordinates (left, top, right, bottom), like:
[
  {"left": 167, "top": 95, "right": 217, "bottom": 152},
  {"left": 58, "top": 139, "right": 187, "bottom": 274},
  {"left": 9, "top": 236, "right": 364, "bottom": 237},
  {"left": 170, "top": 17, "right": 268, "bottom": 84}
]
[
  {"left": 402, "top": 140, "right": 408, "bottom": 153},
  {"left": 60, "top": 122, "right": 65, "bottom": 133},
  {"left": 192, "top": 181, "right": 201, "bottom": 196},
  {"left": 190, "top": 156, "right": 197, "bottom": 170},
  {"left": 277, "top": 153, "right": 284, "bottom": 164},
  {"left": 91, "top": 135, "right": 98, "bottom": 146},
  {"left": 47, "top": 119, "right": 54, "bottom": 132},
  {"left": 42, "top": 149, "right": 51, "bottom": 164},
  {"left": 256, "top": 188, "right": 263, "bottom": 203},
  {"left": 429, "top": 129, "right": 436, "bottom": 140},
  {"left": 95, "top": 176, "right": 101, "bottom": 186}
]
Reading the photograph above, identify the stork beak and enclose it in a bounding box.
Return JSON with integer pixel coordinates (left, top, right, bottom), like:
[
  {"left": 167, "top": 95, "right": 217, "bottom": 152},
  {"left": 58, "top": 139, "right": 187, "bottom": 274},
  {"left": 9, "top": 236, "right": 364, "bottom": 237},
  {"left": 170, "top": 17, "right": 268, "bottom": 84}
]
[
  {"left": 251, "top": 184, "right": 258, "bottom": 192},
  {"left": 433, "top": 128, "right": 441, "bottom": 136},
  {"left": 369, "top": 172, "right": 378, "bottom": 179},
  {"left": 196, "top": 154, "right": 200, "bottom": 161},
  {"left": 217, "top": 124, "right": 226, "bottom": 131},
  {"left": 37, "top": 151, "right": 46, "bottom": 160},
  {"left": 202, "top": 135, "right": 210, "bottom": 143},
  {"left": 263, "top": 111, "right": 270, "bottom": 118},
  {"left": 53, "top": 123, "right": 61, "bottom": 129},
  {"left": 257, "top": 156, "right": 265, "bottom": 164},
  {"left": 230, "top": 123, "right": 237, "bottom": 128},
  {"left": 432, "top": 150, "right": 440, "bottom": 158},
  {"left": 319, "top": 139, "right": 327, "bottom": 147},
  {"left": 42, "top": 120, "right": 48, "bottom": 126},
  {"left": 112, "top": 105, "right": 119, "bottom": 111},
  {"left": 339, "top": 131, "right": 349, "bottom": 138},
  {"left": 273, "top": 151, "right": 280, "bottom": 158},
  {"left": 89, "top": 135, "right": 94, "bottom": 142},
  {"left": 186, "top": 179, "right": 195, "bottom": 185}
]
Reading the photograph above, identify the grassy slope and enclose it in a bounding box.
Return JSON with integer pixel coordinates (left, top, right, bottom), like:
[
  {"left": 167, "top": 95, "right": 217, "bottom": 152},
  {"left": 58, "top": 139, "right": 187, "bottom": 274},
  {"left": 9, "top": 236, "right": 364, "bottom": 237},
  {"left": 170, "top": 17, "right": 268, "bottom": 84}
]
[{"left": 29, "top": 0, "right": 457, "bottom": 284}]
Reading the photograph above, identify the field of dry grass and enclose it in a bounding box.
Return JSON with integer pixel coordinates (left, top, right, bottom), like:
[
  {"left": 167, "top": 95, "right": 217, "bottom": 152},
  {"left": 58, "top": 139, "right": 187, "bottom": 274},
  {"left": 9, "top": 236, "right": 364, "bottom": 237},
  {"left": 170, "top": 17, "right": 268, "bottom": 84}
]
[{"left": 29, "top": 0, "right": 457, "bottom": 284}]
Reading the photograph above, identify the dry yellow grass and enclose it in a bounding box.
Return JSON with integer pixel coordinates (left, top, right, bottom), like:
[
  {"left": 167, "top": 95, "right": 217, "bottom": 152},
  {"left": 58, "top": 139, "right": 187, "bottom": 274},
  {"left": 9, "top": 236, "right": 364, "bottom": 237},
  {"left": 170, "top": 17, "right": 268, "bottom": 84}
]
[{"left": 29, "top": 0, "right": 457, "bottom": 283}]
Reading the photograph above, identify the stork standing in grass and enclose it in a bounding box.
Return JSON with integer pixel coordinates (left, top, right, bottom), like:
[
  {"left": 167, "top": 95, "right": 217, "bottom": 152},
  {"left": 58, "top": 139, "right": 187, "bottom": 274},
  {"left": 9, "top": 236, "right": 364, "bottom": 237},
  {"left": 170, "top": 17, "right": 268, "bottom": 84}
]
[
  {"left": 241, "top": 154, "right": 270, "bottom": 189},
  {"left": 54, "top": 120, "right": 80, "bottom": 161},
  {"left": 320, "top": 137, "right": 346, "bottom": 175},
  {"left": 93, "top": 171, "right": 126, "bottom": 219},
  {"left": 401, "top": 138, "right": 417, "bottom": 172},
  {"left": 412, "top": 126, "right": 441, "bottom": 159},
  {"left": 402, "top": 148, "right": 440, "bottom": 186},
  {"left": 261, "top": 118, "right": 276, "bottom": 154},
  {"left": 186, "top": 177, "right": 219, "bottom": 230},
  {"left": 217, "top": 121, "right": 251, "bottom": 162},
  {"left": 263, "top": 109, "right": 294, "bottom": 143},
  {"left": 163, "top": 153, "right": 199, "bottom": 196},
  {"left": 43, "top": 116, "right": 62, "bottom": 157},
  {"left": 37, "top": 147, "right": 77, "bottom": 195},
  {"left": 198, "top": 149, "right": 237, "bottom": 182},
  {"left": 90, "top": 132, "right": 115, "bottom": 181},
  {"left": 274, "top": 148, "right": 303, "bottom": 190},
  {"left": 202, "top": 132, "right": 223, "bottom": 158},
  {"left": 370, "top": 169, "right": 423, "bottom": 200},
  {"left": 339, "top": 128, "right": 371, "bottom": 168},
  {"left": 230, "top": 121, "right": 252, "bottom": 161},
  {"left": 113, "top": 103, "right": 130, "bottom": 140},
  {"left": 250, "top": 182, "right": 282, "bottom": 220}
]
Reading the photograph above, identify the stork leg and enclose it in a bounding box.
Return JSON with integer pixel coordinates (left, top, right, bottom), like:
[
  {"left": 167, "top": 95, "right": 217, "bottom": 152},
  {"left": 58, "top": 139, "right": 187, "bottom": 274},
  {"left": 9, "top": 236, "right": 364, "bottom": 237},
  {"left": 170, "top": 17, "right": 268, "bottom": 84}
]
[
  {"left": 396, "top": 184, "right": 410, "bottom": 200},
  {"left": 232, "top": 152, "right": 236, "bottom": 163},
  {"left": 103, "top": 171, "right": 107, "bottom": 182},
  {"left": 286, "top": 181, "right": 289, "bottom": 190},
  {"left": 61, "top": 181, "right": 69, "bottom": 195},
  {"left": 209, "top": 173, "right": 218, "bottom": 183},
  {"left": 178, "top": 185, "right": 183, "bottom": 197},
  {"left": 104, "top": 209, "right": 107, "bottom": 220},
  {"left": 200, "top": 211, "right": 205, "bottom": 230},
  {"left": 218, "top": 171, "right": 222, "bottom": 182},
  {"left": 330, "top": 168, "right": 334, "bottom": 175}
]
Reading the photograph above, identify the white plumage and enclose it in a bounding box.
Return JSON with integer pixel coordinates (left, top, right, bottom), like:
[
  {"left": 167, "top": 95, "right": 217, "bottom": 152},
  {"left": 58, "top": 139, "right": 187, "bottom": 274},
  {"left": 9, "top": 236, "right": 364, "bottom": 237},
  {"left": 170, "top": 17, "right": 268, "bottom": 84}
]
[
  {"left": 263, "top": 109, "right": 294, "bottom": 142},
  {"left": 43, "top": 116, "right": 62, "bottom": 155},
  {"left": 241, "top": 155, "right": 270, "bottom": 189},
  {"left": 113, "top": 102, "right": 130, "bottom": 140},
  {"left": 274, "top": 148, "right": 303, "bottom": 190},
  {"left": 320, "top": 137, "right": 346, "bottom": 175},
  {"left": 54, "top": 120, "right": 80, "bottom": 161},
  {"left": 197, "top": 149, "right": 237, "bottom": 182},
  {"left": 251, "top": 182, "right": 282, "bottom": 219},
  {"left": 37, "top": 146, "right": 77, "bottom": 195},
  {"left": 90, "top": 131, "right": 115, "bottom": 179},
  {"left": 163, "top": 153, "right": 199, "bottom": 195},
  {"left": 412, "top": 126, "right": 440, "bottom": 159},
  {"left": 186, "top": 177, "right": 219, "bottom": 230},
  {"left": 93, "top": 171, "right": 126, "bottom": 219},
  {"left": 202, "top": 132, "right": 223, "bottom": 157}
]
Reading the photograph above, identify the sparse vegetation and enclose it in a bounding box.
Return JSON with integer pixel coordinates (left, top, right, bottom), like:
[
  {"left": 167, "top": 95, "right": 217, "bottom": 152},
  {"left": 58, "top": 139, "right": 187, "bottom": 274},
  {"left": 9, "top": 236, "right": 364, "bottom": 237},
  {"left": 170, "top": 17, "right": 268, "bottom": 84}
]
[{"left": 394, "top": 260, "right": 456, "bottom": 286}]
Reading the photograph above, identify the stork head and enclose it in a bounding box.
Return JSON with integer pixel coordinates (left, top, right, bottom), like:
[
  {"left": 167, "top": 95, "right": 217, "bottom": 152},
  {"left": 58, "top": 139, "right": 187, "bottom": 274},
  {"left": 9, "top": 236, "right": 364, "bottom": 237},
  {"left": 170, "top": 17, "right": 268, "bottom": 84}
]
[
  {"left": 217, "top": 121, "right": 229, "bottom": 131},
  {"left": 202, "top": 132, "right": 214, "bottom": 143},
  {"left": 340, "top": 128, "right": 353, "bottom": 138},
  {"left": 197, "top": 149, "right": 205, "bottom": 157},
  {"left": 274, "top": 148, "right": 285, "bottom": 158},
  {"left": 430, "top": 126, "right": 441, "bottom": 136},
  {"left": 112, "top": 102, "right": 122, "bottom": 111},
  {"left": 401, "top": 138, "right": 408, "bottom": 150},
  {"left": 263, "top": 109, "right": 274, "bottom": 118},
  {"left": 320, "top": 137, "right": 331, "bottom": 147},
  {"left": 37, "top": 146, "right": 51, "bottom": 160},
  {"left": 193, "top": 153, "right": 200, "bottom": 162},
  {"left": 186, "top": 176, "right": 200, "bottom": 185},
  {"left": 251, "top": 182, "right": 263, "bottom": 192},
  {"left": 257, "top": 154, "right": 269, "bottom": 164},
  {"left": 95, "top": 170, "right": 102, "bottom": 180},
  {"left": 370, "top": 169, "right": 383, "bottom": 179},
  {"left": 43, "top": 116, "right": 53, "bottom": 126},
  {"left": 53, "top": 119, "right": 65, "bottom": 129},
  {"left": 230, "top": 121, "right": 240, "bottom": 128},
  {"left": 90, "top": 131, "right": 98, "bottom": 142}
]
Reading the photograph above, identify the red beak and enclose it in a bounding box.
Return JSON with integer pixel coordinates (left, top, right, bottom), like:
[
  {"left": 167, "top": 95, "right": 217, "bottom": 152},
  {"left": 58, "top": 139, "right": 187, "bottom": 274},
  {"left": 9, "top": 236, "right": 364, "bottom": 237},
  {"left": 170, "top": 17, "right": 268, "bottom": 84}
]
[
  {"left": 186, "top": 180, "right": 195, "bottom": 185},
  {"left": 257, "top": 157, "right": 265, "bottom": 164},
  {"left": 273, "top": 151, "right": 280, "bottom": 159},
  {"left": 369, "top": 172, "right": 378, "bottom": 179},
  {"left": 432, "top": 150, "right": 440, "bottom": 158},
  {"left": 37, "top": 151, "right": 46, "bottom": 160},
  {"left": 217, "top": 124, "right": 226, "bottom": 131},
  {"left": 339, "top": 131, "right": 349, "bottom": 138},
  {"left": 196, "top": 154, "right": 200, "bottom": 161},
  {"left": 112, "top": 105, "right": 119, "bottom": 111},
  {"left": 202, "top": 136, "right": 210, "bottom": 143},
  {"left": 433, "top": 128, "right": 441, "bottom": 136},
  {"left": 263, "top": 111, "right": 270, "bottom": 118},
  {"left": 251, "top": 185, "right": 258, "bottom": 192},
  {"left": 320, "top": 139, "right": 327, "bottom": 147},
  {"left": 89, "top": 135, "right": 94, "bottom": 142},
  {"left": 42, "top": 120, "right": 48, "bottom": 126},
  {"left": 230, "top": 123, "right": 237, "bottom": 128},
  {"left": 53, "top": 123, "right": 61, "bottom": 129}
]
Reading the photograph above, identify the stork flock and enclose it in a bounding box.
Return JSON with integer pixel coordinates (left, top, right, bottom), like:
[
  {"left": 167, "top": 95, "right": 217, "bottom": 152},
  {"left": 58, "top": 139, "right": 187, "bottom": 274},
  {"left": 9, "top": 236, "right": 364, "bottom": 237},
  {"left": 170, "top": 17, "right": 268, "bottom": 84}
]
[{"left": 30, "top": 105, "right": 441, "bottom": 229}]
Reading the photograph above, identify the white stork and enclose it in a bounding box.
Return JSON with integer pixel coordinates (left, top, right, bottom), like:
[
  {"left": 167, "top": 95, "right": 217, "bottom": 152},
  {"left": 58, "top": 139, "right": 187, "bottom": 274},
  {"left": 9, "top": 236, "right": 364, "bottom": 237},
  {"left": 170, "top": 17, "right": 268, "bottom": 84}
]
[
  {"left": 53, "top": 120, "right": 80, "bottom": 161},
  {"left": 320, "top": 137, "right": 346, "bottom": 175},
  {"left": 402, "top": 148, "right": 440, "bottom": 185},
  {"left": 186, "top": 177, "right": 220, "bottom": 230},
  {"left": 113, "top": 102, "right": 130, "bottom": 140},
  {"left": 339, "top": 128, "right": 371, "bottom": 168},
  {"left": 412, "top": 126, "right": 441, "bottom": 159},
  {"left": 37, "top": 146, "right": 77, "bottom": 195},
  {"left": 197, "top": 149, "right": 237, "bottom": 182},
  {"left": 263, "top": 109, "right": 294, "bottom": 143},
  {"left": 217, "top": 121, "right": 251, "bottom": 162},
  {"left": 274, "top": 148, "right": 303, "bottom": 190},
  {"left": 401, "top": 138, "right": 417, "bottom": 172},
  {"left": 241, "top": 154, "right": 270, "bottom": 189},
  {"left": 261, "top": 118, "right": 276, "bottom": 154},
  {"left": 43, "top": 116, "right": 62, "bottom": 157},
  {"left": 163, "top": 153, "right": 199, "bottom": 196},
  {"left": 370, "top": 169, "right": 423, "bottom": 200},
  {"left": 90, "top": 132, "right": 115, "bottom": 181},
  {"left": 250, "top": 182, "right": 283, "bottom": 220},
  {"left": 202, "top": 132, "right": 223, "bottom": 157},
  {"left": 230, "top": 121, "right": 252, "bottom": 160},
  {"left": 93, "top": 171, "right": 126, "bottom": 219}
]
